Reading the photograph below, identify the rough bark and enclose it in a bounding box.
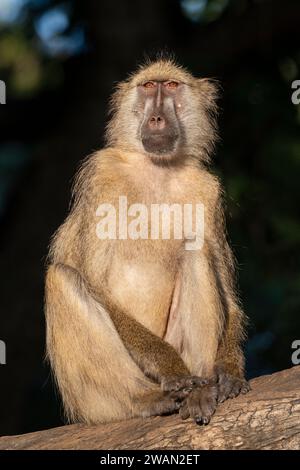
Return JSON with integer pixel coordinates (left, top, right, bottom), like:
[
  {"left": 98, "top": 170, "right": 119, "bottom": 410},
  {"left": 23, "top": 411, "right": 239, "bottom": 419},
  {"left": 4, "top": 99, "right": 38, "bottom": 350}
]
[{"left": 1, "top": 366, "right": 300, "bottom": 450}]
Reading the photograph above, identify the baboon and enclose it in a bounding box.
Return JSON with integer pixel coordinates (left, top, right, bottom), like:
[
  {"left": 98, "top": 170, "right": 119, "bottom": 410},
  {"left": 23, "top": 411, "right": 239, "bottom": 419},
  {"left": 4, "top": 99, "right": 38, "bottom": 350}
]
[{"left": 45, "top": 59, "right": 249, "bottom": 425}]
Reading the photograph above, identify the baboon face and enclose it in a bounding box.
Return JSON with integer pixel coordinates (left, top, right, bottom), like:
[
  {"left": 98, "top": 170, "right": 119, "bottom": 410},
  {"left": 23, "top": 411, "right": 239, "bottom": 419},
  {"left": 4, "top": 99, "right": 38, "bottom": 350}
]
[
  {"left": 136, "top": 80, "right": 184, "bottom": 156},
  {"left": 107, "top": 60, "right": 218, "bottom": 163}
]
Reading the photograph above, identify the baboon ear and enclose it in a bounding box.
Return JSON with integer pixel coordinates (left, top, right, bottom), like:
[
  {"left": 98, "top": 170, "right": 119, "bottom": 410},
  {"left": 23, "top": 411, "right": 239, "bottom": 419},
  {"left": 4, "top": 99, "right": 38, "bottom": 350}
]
[{"left": 197, "top": 78, "right": 219, "bottom": 111}]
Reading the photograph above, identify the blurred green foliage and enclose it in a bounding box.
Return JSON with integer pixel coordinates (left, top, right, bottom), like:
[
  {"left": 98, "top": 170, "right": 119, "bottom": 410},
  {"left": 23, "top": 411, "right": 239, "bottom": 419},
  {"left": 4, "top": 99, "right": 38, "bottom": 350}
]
[
  {"left": 220, "top": 56, "right": 300, "bottom": 374},
  {"left": 0, "top": 0, "right": 82, "bottom": 97}
]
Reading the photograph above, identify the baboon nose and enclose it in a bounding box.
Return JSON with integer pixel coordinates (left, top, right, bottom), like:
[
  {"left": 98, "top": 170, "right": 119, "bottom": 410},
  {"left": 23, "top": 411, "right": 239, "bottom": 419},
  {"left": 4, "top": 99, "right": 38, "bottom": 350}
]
[{"left": 148, "top": 115, "right": 166, "bottom": 130}]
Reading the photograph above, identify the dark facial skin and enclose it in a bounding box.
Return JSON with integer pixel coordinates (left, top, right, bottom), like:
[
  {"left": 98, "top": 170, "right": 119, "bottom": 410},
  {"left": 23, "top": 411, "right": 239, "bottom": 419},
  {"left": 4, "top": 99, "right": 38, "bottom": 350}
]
[{"left": 137, "top": 80, "right": 184, "bottom": 156}]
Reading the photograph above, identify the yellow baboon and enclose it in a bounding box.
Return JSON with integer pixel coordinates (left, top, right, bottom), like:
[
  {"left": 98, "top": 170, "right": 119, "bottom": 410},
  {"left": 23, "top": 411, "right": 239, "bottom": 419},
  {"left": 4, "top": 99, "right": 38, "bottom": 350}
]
[{"left": 45, "top": 59, "right": 249, "bottom": 425}]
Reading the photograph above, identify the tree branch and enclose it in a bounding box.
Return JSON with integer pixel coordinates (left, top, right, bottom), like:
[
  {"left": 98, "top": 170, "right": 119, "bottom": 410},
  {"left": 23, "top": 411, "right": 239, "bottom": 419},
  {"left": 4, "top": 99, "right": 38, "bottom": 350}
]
[{"left": 1, "top": 367, "right": 300, "bottom": 450}]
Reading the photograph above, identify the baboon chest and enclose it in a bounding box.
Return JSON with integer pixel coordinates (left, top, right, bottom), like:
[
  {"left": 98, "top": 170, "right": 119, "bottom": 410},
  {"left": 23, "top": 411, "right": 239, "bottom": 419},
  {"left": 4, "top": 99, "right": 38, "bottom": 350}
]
[{"left": 106, "top": 241, "right": 179, "bottom": 337}]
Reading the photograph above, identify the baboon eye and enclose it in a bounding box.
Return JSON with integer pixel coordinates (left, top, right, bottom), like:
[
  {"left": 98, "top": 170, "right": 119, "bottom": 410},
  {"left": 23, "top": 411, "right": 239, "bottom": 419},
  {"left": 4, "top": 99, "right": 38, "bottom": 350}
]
[
  {"left": 143, "top": 81, "right": 156, "bottom": 89},
  {"left": 165, "top": 81, "right": 179, "bottom": 89}
]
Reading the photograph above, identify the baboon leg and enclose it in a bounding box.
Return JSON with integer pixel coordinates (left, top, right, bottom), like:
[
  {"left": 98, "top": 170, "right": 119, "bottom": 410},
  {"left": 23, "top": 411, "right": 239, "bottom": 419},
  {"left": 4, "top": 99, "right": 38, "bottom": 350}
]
[
  {"left": 165, "top": 249, "right": 223, "bottom": 378},
  {"left": 164, "top": 249, "right": 223, "bottom": 424},
  {"left": 45, "top": 263, "right": 181, "bottom": 423}
]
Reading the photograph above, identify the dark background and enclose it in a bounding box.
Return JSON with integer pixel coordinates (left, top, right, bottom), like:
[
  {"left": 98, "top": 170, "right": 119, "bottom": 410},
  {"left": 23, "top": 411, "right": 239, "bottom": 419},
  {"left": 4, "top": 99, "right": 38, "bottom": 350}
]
[{"left": 0, "top": 0, "right": 300, "bottom": 436}]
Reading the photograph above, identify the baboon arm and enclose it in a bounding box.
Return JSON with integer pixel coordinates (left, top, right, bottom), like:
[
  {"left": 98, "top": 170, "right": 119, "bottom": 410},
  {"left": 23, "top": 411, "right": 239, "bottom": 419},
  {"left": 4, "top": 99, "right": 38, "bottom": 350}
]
[
  {"left": 210, "top": 194, "right": 246, "bottom": 379},
  {"left": 45, "top": 263, "right": 154, "bottom": 423},
  {"left": 215, "top": 318, "right": 245, "bottom": 378},
  {"left": 208, "top": 239, "right": 250, "bottom": 401},
  {"left": 170, "top": 190, "right": 246, "bottom": 380},
  {"left": 45, "top": 263, "right": 190, "bottom": 423},
  {"left": 97, "top": 294, "right": 191, "bottom": 383},
  {"left": 48, "top": 263, "right": 191, "bottom": 384},
  {"left": 213, "top": 242, "right": 246, "bottom": 378}
]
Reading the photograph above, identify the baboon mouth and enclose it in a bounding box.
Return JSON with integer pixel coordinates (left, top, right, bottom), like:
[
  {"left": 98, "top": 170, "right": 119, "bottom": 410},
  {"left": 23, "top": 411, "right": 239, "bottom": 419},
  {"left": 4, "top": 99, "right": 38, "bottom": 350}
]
[{"left": 142, "top": 132, "right": 179, "bottom": 155}]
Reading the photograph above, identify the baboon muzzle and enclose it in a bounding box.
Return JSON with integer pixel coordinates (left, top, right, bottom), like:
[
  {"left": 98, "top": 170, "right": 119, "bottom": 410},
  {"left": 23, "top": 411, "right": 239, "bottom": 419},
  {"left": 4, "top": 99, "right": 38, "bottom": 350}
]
[
  {"left": 140, "top": 83, "right": 180, "bottom": 155},
  {"left": 141, "top": 108, "right": 179, "bottom": 155}
]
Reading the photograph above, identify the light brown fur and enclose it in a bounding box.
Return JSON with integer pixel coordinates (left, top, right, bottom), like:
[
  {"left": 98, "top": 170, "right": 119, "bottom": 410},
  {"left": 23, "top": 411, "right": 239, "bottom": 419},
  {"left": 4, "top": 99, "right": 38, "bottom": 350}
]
[{"left": 45, "top": 59, "right": 248, "bottom": 425}]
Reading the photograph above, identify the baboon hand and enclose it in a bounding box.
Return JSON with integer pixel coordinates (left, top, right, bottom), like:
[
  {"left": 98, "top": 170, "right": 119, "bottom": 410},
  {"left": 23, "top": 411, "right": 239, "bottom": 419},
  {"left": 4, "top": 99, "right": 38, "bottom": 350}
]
[
  {"left": 179, "top": 381, "right": 218, "bottom": 425},
  {"left": 161, "top": 375, "right": 208, "bottom": 393},
  {"left": 141, "top": 389, "right": 190, "bottom": 418},
  {"left": 216, "top": 366, "right": 251, "bottom": 403}
]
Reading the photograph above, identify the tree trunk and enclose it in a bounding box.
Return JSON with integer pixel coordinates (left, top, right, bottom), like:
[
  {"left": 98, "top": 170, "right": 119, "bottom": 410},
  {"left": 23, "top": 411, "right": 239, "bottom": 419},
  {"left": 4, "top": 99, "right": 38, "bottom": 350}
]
[{"left": 1, "top": 367, "right": 300, "bottom": 450}]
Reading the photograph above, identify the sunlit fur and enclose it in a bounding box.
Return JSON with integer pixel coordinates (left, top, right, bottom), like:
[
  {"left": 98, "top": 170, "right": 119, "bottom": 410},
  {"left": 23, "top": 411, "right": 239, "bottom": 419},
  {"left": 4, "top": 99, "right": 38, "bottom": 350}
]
[
  {"left": 45, "top": 59, "right": 246, "bottom": 425},
  {"left": 106, "top": 59, "right": 219, "bottom": 163}
]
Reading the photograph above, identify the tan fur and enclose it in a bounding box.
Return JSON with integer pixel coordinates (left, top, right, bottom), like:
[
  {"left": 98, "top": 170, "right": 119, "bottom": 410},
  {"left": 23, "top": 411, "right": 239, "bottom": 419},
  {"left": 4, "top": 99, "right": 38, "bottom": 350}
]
[
  {"left": 45, "top": 59, "right": 246, "bottom": 424},
  {"left": 106, "top": 59, "right": 218, "bottom": 163}
]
